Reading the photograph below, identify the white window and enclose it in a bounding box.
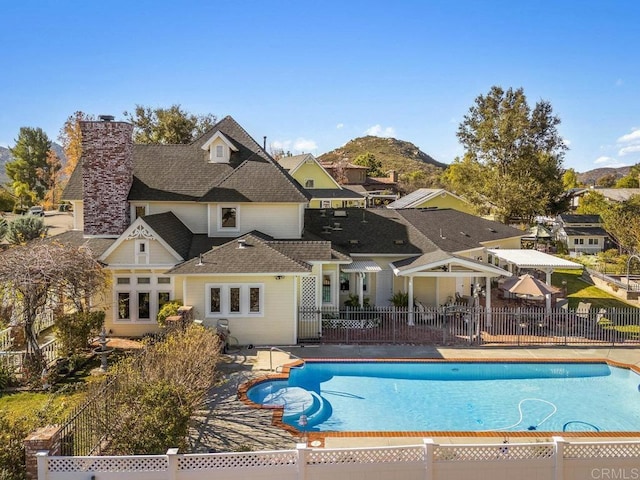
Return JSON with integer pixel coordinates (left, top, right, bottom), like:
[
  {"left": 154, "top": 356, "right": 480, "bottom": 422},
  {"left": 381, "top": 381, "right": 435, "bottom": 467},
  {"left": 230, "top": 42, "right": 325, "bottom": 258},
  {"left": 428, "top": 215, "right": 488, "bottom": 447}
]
[
  {"left": 305, "top": 179, "right": 314, "bottom": 188},
  {"left": 132, "top": 204, "right": 148, "bottom": 221},
  {"left": 321, "top": 200, "right": 331, "bottom": 208},
  {"left": 135, "top": 240, "right": 149, "bottom": 264},
  {"left": 114, "top": 275, "right": 174, "bottom": 323},
  {"left": 205, "top": 284, "right": 264, "bottom": 317},
  {"left": 216, "top": 145, "right": 224, "bottom": 158},
  {"left": 219, "top": 205, "right": 239, "bottom": 231},
  {"left": 588, "top": 238, "right": 599, "bottom": 245}
]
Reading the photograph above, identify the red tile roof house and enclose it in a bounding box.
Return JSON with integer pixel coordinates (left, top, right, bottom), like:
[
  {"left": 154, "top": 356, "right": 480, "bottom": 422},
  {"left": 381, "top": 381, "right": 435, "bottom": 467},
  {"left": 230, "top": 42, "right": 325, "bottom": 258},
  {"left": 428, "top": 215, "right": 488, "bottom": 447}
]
[{"left": 60, "top": 116, "right": 525, "bottom": 346}]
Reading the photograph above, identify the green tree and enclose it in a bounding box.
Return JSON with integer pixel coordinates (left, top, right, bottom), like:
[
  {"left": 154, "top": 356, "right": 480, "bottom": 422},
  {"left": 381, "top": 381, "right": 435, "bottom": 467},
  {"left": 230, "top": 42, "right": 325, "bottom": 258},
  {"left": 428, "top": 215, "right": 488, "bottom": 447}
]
[
  {"left": 601, "top": 195, "right": 640, "bottom": 254},
  {"left": 37, "top": 150, "right": 62, "bottom": 209},
  {"left": 576, "top": 190, "right": 609, "bottom": 215},
  {"left": 6, "top": 216, "right": 47, "bottom": 244},
  {"left": 562, "top": 168, "right": 580, "bottom": 189},
  {"left": 353, "top": 152, "right": 385, "bottom": 177},
  {"left": 448, "top": 86, "right": 567, "bottom": 223},
  {"left": 596, "top": 173, "right": 617, "bottom": 188},
  {"left": 6, "top": 127, "right": 53, "bottom": 204},
  {"left": 615, "top": 164, "right": 640, "bottom": 188},
  {"left": 0, "top": 188, "right": 16, "bottom": 213},
  {"left": 123, "top": 105, "right": 217, "bottom": 144}
]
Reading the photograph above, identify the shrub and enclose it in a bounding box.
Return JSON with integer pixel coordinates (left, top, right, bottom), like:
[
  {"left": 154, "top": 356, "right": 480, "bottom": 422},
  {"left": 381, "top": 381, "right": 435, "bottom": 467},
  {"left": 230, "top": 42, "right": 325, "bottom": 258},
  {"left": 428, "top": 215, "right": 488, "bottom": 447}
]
[
  {"left": 0, "top": 218, "right": 7, "bottom": 243},
  {"left": 6, "top": 216, "right": 47, "bottom": 244},
  {"left": 157, "top": 300, "right": 182, "bottom": 326},
  {"left": 0, "top": 190, "right": 15, "bottom": 213},
  {"left": 344, "top": 294, "right": 370, "bottom": 308},
  {"left": 0, "top": 411, "right": 29, "bottom": 480},
  {"left": 54, "top": 311, "right": 105, "bottom": 356},
  {"left": 389, "top": 291, "right": 414, "bottom": 308}
]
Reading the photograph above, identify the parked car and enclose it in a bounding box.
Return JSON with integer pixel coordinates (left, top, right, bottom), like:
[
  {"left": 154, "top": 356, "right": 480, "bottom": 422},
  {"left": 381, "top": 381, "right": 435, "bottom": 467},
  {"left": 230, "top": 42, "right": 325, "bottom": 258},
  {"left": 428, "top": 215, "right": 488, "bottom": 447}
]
[{"left": 27, "top": 206, "right": 45, "bottom": 216}]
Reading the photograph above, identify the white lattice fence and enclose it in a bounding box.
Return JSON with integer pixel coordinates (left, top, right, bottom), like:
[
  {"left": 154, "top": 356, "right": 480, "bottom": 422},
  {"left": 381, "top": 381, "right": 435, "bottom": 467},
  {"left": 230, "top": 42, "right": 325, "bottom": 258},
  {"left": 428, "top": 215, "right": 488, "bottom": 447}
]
[{"left": 40, "top": 439, "right": 640, "bottom": 480}]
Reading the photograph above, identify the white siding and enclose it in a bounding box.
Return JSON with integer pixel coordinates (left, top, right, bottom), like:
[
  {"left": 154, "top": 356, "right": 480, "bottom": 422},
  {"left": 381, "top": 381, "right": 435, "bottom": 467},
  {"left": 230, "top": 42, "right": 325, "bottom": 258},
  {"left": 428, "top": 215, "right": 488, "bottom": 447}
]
[
  {"left": 103, "top": 239, "right": 179, "bottom": 266},
  {"left": 181, "top": 274, "right": 297, "bottom": 345},
  {"left": 71, "top": 201, "right": 84, "bottom": 231},
  {"left": 209, "top": 203, "right": 303, "bottom": 238},
  {"left": 147, "top": 202, "right": 208, "bottom": 233}
]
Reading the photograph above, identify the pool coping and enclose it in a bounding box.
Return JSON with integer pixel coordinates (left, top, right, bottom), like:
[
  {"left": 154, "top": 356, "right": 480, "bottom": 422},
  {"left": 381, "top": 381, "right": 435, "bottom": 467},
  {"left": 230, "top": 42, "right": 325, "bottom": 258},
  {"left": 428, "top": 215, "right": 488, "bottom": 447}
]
[{"left": 237, "top": 357, "right": 640, "bottom": 445}]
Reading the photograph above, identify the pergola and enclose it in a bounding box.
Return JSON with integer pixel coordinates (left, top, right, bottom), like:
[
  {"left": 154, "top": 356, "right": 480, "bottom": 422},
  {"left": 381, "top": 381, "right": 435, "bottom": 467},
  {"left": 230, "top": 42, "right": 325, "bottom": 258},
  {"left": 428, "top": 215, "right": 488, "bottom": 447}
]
[{"left": 487, "top": 249, "right": 582, "bottom": 285}]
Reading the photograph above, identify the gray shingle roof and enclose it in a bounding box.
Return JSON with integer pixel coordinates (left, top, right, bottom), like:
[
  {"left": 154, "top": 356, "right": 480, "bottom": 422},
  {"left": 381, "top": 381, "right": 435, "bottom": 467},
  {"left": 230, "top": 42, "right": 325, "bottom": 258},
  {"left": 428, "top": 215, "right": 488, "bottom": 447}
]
[
  {"left": 141, "top": 212, "right": 193, "bottom": 260},
  {"left": 62, "top": 116, "right": 308, "bottom": 204},
  {"left": 303, "top": 208, "right": 524, "bottom": 255},
  {"left": 167, "top": 232, "right": 332, "bottom": 275},
  {"left": 306, "top": 188, "right": 363, "bottom": 199},
  {"left": 561, "top": 226, "right": 609, "bottom": 236},
  {"left": 44, "top": 231, "right": 115, "bottom": 259},
  {"left": 395, "top": 209, "right": 524, "bottom": 252}
]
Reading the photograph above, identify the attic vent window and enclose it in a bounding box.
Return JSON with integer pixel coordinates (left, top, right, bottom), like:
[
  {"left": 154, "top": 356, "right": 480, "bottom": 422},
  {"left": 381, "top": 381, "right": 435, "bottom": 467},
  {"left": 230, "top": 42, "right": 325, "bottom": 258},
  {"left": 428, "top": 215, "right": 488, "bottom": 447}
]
[
  {"left": 394, "top": 239, "right": 405, "bottom": 245},
  {"left": 333, "top": 210, "right": 347, "bottom": 217}
]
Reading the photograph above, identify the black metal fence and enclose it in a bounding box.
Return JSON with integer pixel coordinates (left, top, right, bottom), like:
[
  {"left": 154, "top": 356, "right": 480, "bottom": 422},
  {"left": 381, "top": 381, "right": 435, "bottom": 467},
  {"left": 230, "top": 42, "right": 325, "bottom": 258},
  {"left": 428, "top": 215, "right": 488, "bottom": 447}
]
[{"left": 298, "top": 305, "right": 640, "bottom": 346}]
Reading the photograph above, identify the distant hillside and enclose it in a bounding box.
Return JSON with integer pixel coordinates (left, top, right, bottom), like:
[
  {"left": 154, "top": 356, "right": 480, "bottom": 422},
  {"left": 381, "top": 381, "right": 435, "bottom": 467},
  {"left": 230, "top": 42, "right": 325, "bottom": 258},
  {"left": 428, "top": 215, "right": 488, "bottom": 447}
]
[
  {"left": 318, "top": 136, "right": 446, "bottom": 181},
  {"left": 577, "top": 166, "right": 631, "bottom": 186},
  {"left": 0, "top": 143, "right": 66, "bottom": 185}
]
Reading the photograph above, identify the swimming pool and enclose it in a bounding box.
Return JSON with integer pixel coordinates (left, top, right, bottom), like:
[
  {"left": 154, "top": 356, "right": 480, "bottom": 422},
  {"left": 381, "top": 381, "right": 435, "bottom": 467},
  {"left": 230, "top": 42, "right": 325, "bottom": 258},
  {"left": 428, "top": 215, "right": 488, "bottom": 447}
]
[{"left": 244, "top": 360, "right": 640, "bottom": 434}]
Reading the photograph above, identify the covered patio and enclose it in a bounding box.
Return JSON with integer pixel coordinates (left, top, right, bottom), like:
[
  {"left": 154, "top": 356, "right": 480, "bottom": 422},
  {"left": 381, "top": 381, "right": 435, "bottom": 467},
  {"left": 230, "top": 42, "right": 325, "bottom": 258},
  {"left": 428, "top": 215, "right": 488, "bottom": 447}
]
[{"left": 487, "top": 249, "right": 582, "bottom": 285}]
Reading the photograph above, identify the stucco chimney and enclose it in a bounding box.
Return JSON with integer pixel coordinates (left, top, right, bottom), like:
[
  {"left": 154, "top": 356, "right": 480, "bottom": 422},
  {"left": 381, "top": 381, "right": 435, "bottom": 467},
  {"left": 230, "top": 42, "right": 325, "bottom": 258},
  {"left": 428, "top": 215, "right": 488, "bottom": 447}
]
[{"left": 81, "top": 118, "right": 134, "bottom": 237}]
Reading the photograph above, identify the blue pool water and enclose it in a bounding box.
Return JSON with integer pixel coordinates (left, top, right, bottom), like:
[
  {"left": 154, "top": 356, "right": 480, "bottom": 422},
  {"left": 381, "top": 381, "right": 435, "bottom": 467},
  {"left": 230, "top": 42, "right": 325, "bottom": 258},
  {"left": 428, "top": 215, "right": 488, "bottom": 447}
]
[{"left": 246, "top": 362, "right": 640, "bottom": 433}]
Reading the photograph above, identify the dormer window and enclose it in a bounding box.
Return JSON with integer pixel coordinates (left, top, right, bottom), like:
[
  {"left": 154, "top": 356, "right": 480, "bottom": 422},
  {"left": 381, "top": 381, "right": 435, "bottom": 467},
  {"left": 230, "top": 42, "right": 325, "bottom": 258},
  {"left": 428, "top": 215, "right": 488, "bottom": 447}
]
[{"left": 201, "top": 131, "right": 239, "bottom": 164}]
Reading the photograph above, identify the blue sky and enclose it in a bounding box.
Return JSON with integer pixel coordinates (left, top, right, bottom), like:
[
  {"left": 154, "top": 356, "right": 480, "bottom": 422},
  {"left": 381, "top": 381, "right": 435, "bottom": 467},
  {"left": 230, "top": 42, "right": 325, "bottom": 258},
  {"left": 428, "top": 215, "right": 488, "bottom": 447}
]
[{"left": 1, "top": 0, "right": 639, "bottom": 173}]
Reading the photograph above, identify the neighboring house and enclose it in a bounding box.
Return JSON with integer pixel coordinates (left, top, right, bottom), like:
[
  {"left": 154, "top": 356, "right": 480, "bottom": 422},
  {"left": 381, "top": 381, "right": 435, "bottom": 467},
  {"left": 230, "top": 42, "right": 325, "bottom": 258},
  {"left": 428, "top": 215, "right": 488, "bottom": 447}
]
[
  {"left": 60, "top": 115, "right": 527, "bottom": 345},
  {"left": 386, "top": 188, "right": 474, "bottom": 214},
  {"left": 320, "top": 161, "right": 400, "bottom": 206},
  {"left": 277, "top": 153, "right": 365, "bottom": 209},
  {"left": 568, "top": 187, "right": 640, "bottom": 210},
  {"left": 554, "top": 214, "right": 609, "bottom": 255}
]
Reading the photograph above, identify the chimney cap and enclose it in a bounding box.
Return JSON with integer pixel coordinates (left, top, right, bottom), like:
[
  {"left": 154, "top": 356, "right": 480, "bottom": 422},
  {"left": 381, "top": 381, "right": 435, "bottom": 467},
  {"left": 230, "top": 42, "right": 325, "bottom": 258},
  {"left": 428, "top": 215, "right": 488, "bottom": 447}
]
[{"left": 99, "top": 115, "right": 115, "bottom": 122}]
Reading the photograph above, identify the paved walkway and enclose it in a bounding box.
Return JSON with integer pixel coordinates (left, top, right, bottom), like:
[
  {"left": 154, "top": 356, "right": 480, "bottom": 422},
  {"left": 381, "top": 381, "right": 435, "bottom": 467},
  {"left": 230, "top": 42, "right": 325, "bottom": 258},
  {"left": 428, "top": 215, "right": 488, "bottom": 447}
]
[{"left": 189, "top": 344, "right": 640, "bottom": 452}]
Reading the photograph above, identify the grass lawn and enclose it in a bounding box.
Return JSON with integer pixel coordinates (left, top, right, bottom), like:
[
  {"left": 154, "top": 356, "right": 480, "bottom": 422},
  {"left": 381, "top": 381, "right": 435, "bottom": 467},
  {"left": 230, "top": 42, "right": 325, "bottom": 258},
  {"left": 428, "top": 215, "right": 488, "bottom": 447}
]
[
  {"left": 0, "top": 390, "right": 86, "bottom": 423},
  {"left": 551, "top": 269, "right": 636, "bottom": 310}
]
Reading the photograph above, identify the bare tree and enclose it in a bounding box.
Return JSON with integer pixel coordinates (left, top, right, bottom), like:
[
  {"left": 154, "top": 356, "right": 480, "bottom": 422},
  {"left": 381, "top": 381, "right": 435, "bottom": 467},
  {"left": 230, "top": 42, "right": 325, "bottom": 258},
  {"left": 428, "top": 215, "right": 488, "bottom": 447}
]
[{"left": 0, "top": 241, "right": 108, "bottom": 378}]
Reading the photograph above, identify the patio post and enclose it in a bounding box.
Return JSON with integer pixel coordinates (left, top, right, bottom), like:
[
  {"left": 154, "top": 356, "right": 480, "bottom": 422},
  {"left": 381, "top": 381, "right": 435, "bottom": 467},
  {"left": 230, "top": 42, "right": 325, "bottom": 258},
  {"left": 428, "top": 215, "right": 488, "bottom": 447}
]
[
  {"left": 408, "top": 276, "right": 415, "bottom": 325},
  {"left": 485, "top": 277, "right": 492, "bottom": 328}
]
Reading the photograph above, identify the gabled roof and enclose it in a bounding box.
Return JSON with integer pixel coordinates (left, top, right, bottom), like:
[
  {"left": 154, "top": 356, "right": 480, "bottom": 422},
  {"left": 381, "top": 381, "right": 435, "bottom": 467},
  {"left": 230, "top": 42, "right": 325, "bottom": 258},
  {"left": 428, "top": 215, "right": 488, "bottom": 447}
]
[
  {"left": 141, "top": 212, "right": 193, "bottom": 260},
  {"left": 277, "top": 153, "right": 313, "bottom": 172},
  {"left": 391, "top": 251, "right": 509, "bottom": 277},
  {"left": 387, "top": 188, "right": 469, "bottom": 209},
  {"left": 63, "top": 116, "right": 308, "bottom": 204},
  {"left": 167, "top": 232, "right": 344, "bottom": 275},
  {"left": 99, "top": 214, "right": 187, "bottom": 263}
]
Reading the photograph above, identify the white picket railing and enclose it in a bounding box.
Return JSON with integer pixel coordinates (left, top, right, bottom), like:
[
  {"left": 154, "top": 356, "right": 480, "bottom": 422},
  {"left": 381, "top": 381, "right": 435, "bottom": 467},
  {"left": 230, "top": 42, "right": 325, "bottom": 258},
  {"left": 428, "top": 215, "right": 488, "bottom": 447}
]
[
  {"left": 0, "top": 327, "right": 13, "bottom": 352},
  {"left": 39, "top": 438, "right": 640, "bottom": 480}
]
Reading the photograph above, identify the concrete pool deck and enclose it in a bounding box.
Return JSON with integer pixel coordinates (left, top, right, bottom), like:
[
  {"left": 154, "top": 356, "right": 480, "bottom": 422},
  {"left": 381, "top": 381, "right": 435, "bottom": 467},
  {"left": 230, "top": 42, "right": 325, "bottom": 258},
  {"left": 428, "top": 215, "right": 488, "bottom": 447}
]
[{"left": 193, "top": 345, "right": 640, "bottom": 452}]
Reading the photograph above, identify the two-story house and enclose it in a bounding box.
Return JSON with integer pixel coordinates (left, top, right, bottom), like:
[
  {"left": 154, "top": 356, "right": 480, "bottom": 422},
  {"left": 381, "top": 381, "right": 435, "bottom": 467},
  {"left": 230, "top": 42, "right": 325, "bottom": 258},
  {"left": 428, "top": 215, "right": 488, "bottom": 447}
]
[
  {"left": 60, "top": 116, "right": 529, "bottom": 345},
  {"left": 277, "top": 153, "right": 365, "bottom": 209},
  {"left": 554, "top": 214, "right": 609, "bottom": 255}
]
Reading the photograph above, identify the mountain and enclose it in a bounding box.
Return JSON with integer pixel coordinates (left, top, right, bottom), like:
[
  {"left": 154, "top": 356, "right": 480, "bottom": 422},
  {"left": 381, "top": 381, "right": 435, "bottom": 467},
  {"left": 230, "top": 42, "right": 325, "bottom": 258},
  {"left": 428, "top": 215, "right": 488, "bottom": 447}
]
[
  {"left": 0, "top": 143, "right": 66, "bottom": 185},
  {"left": 577, "top": 166, "right": 631, "bottom": 186},
  {"left": 318, "top": 136, "right": 446, "bottom": 180}
]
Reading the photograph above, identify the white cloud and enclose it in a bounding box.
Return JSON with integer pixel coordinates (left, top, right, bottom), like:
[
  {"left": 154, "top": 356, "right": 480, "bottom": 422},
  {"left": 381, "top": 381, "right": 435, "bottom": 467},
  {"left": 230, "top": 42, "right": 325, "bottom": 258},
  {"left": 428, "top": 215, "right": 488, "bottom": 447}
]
[
  {"left": 270, "top": 138, "right": 318, "bottom": 153},
  {"left": 594, "top": 156, "right": 614, "bottom": 164},
  {"left": 336, "top": 123, "right": 344, "bottom": 129},
  {"left": 617, "top": 128, "right": 640, "bottom": 144},
  {"left": 619, "top": 145, "right": 640, "bottom": 156},
  {"left": 365, "top": 124, "right": 396, "bottom": 137},
  {"left": 293, "top": 138, "right": 318, "bottom": 152}
]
